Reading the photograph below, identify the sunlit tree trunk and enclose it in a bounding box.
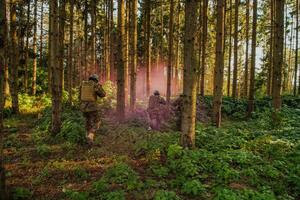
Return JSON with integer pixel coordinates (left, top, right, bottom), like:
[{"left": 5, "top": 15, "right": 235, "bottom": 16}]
[
  {"left": 213, "top": 0, "right": 225, "bottom": 128},
  {"left": 117, "top": 0, "right": 125, "bottom": 120},
  {"left": 282, "top": 3, "right": 288, "bottom": 93},
  {"left": 200, "top": 0, "right": 208, "bottom": 97},
  {"left": 145, "top": 0, "right": 151, "bottom": 97},
  {"left": 0, "top": 0, "right": 8, "bottom": 198},
  {"left": 160, "top": 0, "right": 164, "bottom": 64},
  {"left": 130, "top": 0, "right": 137, "bottom": 111},
  {"left": 84, "top": 0, "right": 88, "bottom": 79},
  {"left": 50, "top": 0, "right": 62, "bottom": 134},
  {"left": 180, "top": 0, "right": 199, "bottom": 149},
  {"left": 267, "top": 0, "right": 274, "bottom": 96},
  {"left": 272, "top": 0, "right": 284, "bottom": 110},
  {"left": 227, "top": 0, "right": 232, "bottom": 96},
  {"left": 174, "top": 1, "right": 180, "bottom": 94},
  {"left": 68, "top": 0, "right": 74, "bottom": 104},
  {"left": 24, "top": 0, "right": 30, "bottom": 93},
  {"left": 39, "top": 0, "right": 44, "bottom": 69},
  {"left": 295, "top": 0, "right": 299, "bottom": 95},
  {"left": 31, "top": 0, "right": 38, "bottom": 95},
  {"left": 167, "top": 0, "right": 174, "bottom": 102},
  {"left": 243, "top": 0, "right": 249, "bottom": 97},
  {"left": 232, "top": 0, "right": 238, "bottom": 99},
  {"left": 9, "top": 0, "right": 19, "bottom": 114},
  {"left": 91, "top": 0, "right": 96, "bottom": 73},
  {"left": 248, "top": 0, "right": 257, "bottom": 115},
  {"left": 59, "top": 0, "right": 65, "bottom": 90}
]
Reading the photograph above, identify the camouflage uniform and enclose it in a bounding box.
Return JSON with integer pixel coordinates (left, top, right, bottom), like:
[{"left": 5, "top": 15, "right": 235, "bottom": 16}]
[
  {"left": 147, "top": 95, "right": 167, "bottom": 130},
  {"left": 80, "top": 80, "right": 106, "bottom": 142}
]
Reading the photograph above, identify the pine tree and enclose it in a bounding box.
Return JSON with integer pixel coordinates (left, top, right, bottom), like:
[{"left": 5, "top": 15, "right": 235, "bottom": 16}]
[
  {"left": 213, "top": 0, "right": 225, "bottom": 128},
  {"left": 272, "top": 0, "right": 284, "bottom": 109},
  {"left": 232, "top": 0, "right": 239, "bottom": 99},
  {"left": 180, "top": 0, "right": 199, "bottom": 148},
  {"left": 167, "top": 0, "right": 174, "bottom": 102}
]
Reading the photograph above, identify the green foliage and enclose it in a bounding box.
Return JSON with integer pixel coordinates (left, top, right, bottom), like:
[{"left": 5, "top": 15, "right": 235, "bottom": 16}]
[
  {"left": 36, "top": 144, "right": 51, "bottom": 157},
  {"left": 154, "top": 190, "right": 181, "bottom": 200},
  {"left": 104, "top": 190, "right": 126, "bottom": 200},
  {"left": 74, "top": 167, "right": 89, "bottom": 180},
  {"left": 181, "top": 179, "right": 205, "bottom": 196},
  {"left": 213, "top": 188, "right": 276, "bottom": 200},
  {"left": 35, "top": 106, "right": 86, "bottom": 144},
  {"left": 63, "top": 189, "right": 89, "bottom": 200},
  {"left": 12, "top": 187, "right": 33, "bottom": 200}
]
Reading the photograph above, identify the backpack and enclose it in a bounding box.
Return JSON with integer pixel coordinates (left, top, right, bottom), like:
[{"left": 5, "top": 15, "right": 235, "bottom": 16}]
[{"left": 80, "top": 81, "right": 97, "bottom": 102}]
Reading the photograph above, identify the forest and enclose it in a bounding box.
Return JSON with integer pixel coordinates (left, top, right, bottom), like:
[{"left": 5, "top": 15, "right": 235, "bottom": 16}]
[{"left": 0, "top": 0, "right": 299, "bottom": 199}]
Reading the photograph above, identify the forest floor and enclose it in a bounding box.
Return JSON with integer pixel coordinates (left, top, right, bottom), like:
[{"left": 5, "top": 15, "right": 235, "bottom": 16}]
[{"left": 3, "top": 96, "right": 300, "bottom": 200}]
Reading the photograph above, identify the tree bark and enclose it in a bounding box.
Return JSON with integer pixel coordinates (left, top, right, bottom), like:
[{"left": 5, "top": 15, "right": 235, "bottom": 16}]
[
  {"left": 145, "top": 0, "right": 151, "bottom": 97},
  {"left": 130, "top": 0, "right": 138, "bottom": 111},
  {"left": 232, "top": 0, "right": 238, "bottom": 99},
  {"left": 9, "top": 0, "right": 19, "bottom": 114},
  {"left": 248, "top": 0, "right": 257, "bottom": 115},
  {"left": 180, "top": 0, "right": 199, "bottom": 149},
  {"left": 295, "top": 0, "right": 299, "bottom": 95},
  {"left": 24, "top": 0, "right": 30, "bottom": 93},
  {"left": 68, "top": 0, "right": 74, "bottom": 104},
  {"left": 200, "top": 0, "right": 208, "bottom": 97},
  {"left": 32, "top": 0, "right": 38, "bottom": 95},
  {"left": 267, "top": 0, "right": 274, "bottom": 96},
  {"left": 167, "top": 0, "right": 174, "bottom": 102},
  {"left": 227, "top": 0, "right": 232, "bottom": 96},
  {"left": 213, "top": 0, "right": 225, "bottom": 128},
  {"left": 243, "top": 0, "right": 250, "bottom": 97},
  {"left": 91, "top": 0, "right": 96, "bottom": 73},
  {"left": 0, "top": 0, "right": 8, "bottom": 198},
  {"left": 50, "top": 0, "right": 62, "bottom": 134},
  {"left": 272, "top": 0, "right": 284, "bottom": 110},
  {"left": 39, "top": 0, "right": 44, "bottom": 70},
  {"left": 117, "top": 0, "right": 125, "bottom": 121}
]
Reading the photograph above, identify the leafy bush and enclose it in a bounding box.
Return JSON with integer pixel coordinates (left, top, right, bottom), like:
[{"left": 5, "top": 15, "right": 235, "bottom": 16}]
[
  {"left": 181, "top": 179, "right": 205, "bottom": 196},
  {"left": 12, "top": 187, "right": 33, "bottom": 200},
  {"left": 154, "top": 190, "right": 181, "bottom": 200},
  {"left": 36, "top": 144, "right": 51, "bottom": 157}
]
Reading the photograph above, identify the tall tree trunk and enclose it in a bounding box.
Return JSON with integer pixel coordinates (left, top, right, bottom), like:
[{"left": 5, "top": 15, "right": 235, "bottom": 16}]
[
  {"left": 248, "top": 0, "right": 257, "bottom": 115},
  {"left": 109, "top": 0, "right": 114, "bottom": 81},
  {"left": 180, "top": 0, "right": 199, "bottom": 149},
  {"left": 267, "top": 0, "right": 274, "bottom": 96},
  {"left": 227, "top": 0, "right": 232, "bottom": 96},
  {"left": 68, "top": 0, "right": 74, "bottom": 104},
  {"left": 243, "top": 0, "right": 249, "bottom": 97},
  {"left": 105, "top": 0, "right": 110, "bottom": 81},
  {"left": 0, "top": 0, "right": 8, "bottom": 198},
  {"left": 282, "top": 3, "right": 288, "bottom": 93},
  {"left": 24, "top": 0, "right": 30, "bottom": 93},
  {"left": 50, "top": 0, "right": 62, "bottom": 134},
  {"left": 200, "top": 0, "right": 208, "bottom": 97},
  {"left": 39, "top": 0, "right": 44, "bottom": 69},
  {"left": 197, "top": 1, "right": 202, "bottom": 94},
  {"left": 160, "top": 0, "right": 164, "bottom": 64},
  {"left": 59, "top": 0, "right": 65, "bottom": 91},
  {"left": 174, "top": 1, "right": 180, "bottom": 94},
  {"left": 232, "top": 0, "right": 238, "bottom": 99},
  {"left": 167, "top": 0, "right": 174, "bottom": 102},
  {"left": 91, "top": 0, "right": 96, "bottom": 73},
  {"left": 145, "top": 0, "right": 151, "bottom": 97},
  {"left": 213, "top": 0, "right": 225, "bottom": 128},
  {"left": 295, "top": 0, "right": 299, "bottom": 95},
  {"left": 9, "top": 0, "right": 19, "bottom": 114},
  {"left": 272, "top": 0, "right": 284, "bottom": 110},
  {"left": 130, "top": 0, "right": 137, "bottom": 111},
  {"left": 31, "top": 0, "right": 38, "bottom": 95},
  {"left": 117, "top": 0, "right": 125, "bottom": 121},
  {"left": 84, "top": 0, "right": 88, "bottom": 79}
]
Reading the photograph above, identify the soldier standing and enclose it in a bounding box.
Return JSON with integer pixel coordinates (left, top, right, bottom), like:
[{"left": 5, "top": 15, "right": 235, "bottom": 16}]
[
  {"left": 147, "top": 90, "right": 167, "bottom": 130},
  {"left": 80, "top": 74, "right": 106, "bottom": 143}
]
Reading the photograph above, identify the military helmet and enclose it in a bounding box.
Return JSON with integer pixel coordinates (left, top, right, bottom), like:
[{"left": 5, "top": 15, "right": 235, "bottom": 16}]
[
  {"left": 89, "top": 74, "right": 99, "bottom": 82},
  {"left": 154, "top": 90, "right": 160, "bottom": 96}
]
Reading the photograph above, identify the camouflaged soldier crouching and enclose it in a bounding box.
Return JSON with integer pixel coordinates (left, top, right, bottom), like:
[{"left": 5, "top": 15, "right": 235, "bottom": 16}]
[
  {"left": 80, "top": 74, "right": 106, "bottom": 143},
  {"left": 147, "top": 90, "right": 167, "bottom": 130}
]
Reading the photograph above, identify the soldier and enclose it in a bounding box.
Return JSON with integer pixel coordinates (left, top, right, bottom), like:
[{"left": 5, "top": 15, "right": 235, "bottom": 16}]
[
  {"left": 147, "top": 90, "right": 167, "bottom": 130},
  {"left": 80, "top": 74, "right": 106, "bottom": 143}
]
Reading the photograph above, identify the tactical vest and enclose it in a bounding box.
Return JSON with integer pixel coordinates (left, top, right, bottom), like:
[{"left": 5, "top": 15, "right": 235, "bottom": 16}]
[{"left": 80, "top": 81, "right": 97, "bottom": 102}]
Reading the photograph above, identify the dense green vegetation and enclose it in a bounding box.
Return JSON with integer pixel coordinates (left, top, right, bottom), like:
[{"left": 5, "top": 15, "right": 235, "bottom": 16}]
[{"left": 3, "top": 94, "right": 300, "bottom": 199}]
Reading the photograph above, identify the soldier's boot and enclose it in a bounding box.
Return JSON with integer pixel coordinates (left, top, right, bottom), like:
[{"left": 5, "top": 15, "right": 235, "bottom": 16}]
[{"left": 87, "top": 132, "right": 95, "bottom": 144}]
